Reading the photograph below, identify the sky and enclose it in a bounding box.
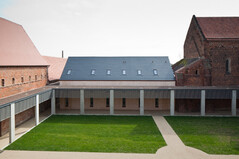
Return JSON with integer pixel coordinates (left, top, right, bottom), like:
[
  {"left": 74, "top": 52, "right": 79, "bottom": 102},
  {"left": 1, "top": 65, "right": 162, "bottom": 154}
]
[{"left": 1, "top": 0, "right": 239, "bottom": 64}]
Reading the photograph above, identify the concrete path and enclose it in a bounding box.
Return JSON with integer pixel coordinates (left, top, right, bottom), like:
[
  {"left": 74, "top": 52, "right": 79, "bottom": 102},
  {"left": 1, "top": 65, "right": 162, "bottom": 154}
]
[
  {"left": 153, "top": 116, "right": 239, "bottom": 159},
  {"left": 0, "top": 115, "right": 239, "bottom": 159}
]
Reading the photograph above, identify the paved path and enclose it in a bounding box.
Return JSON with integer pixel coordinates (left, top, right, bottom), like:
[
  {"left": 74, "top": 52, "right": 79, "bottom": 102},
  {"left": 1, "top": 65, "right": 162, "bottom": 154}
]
[{"left": 0, "top": 115, "right": 238, "bottom": 159}]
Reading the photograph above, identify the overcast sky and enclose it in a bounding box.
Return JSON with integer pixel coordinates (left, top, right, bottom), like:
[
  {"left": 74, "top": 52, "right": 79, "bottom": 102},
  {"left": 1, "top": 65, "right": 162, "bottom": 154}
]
[{"left": 1, "top": 0, "right": 239, "bottom": 63}]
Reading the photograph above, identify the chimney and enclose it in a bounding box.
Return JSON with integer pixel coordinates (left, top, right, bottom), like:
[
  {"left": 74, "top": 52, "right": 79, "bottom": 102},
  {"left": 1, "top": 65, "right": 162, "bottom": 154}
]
[{"left": 62, "top": 50, "right": 64, "bottom": 58}]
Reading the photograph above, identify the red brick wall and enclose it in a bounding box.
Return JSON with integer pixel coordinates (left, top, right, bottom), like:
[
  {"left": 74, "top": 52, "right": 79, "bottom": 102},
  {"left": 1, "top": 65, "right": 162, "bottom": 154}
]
[
  {"left": 204, "top": 41, "right": 239, "bottom": 86},
  {"left": 180, "top": 17, "right": 239, "bottom": 86},
  {"left": 175, "top": 99, "right": 233, "bottom": 113},
  {"left": 0, "top": 66, "right": 48, "bottom": 98},
  {"left": 184, "top": 17, "right": 205, "bottom": 59}
]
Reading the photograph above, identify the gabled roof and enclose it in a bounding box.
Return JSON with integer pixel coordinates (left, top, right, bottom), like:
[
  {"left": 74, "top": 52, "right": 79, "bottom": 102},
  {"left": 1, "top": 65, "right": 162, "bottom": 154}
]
[
  {"left": 195, "top": 16, "right": 239, "bottom": 39},
  {"left": 172, "top": 58, "right": 200, "bottom": 72},
  {"left": 60, "top": 57, "right": 175, "bottom": 81},
  {"left": 43, "top": 56, "right": 67, "bottom": 81},
  {"left": 0, "top": 17, "right": 48, "bottom": 66}
]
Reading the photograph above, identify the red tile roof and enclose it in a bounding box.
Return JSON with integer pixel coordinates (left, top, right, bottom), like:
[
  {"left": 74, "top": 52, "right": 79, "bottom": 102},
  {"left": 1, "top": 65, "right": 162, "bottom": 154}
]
[
  {"left": 0, "top": 17, "right": 48, "bottom": 66},
  {"left": 43, "top": 56, "right": 67, "bottom": 81},
  {"left": 196, "top": 17, "right": 239, "bottom": 39}
]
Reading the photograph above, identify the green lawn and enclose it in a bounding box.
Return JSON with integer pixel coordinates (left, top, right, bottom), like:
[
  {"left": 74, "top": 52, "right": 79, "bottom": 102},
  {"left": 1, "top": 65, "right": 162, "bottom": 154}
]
[
  {"left": 165, "top": 116, "right": 239, "bottom": 154},
  {"left": 6, "top": 115, "right": 165, "bottom": 153}
]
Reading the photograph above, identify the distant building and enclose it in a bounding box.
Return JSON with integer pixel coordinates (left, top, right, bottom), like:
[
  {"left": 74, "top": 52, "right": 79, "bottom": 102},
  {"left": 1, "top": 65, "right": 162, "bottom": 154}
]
[
  {"left": 173, "top": 15, "right": 239, "bottom": 86},
  {"left": 59, "top": 57, "right": 175, "bottom": 111},
  {"left": 0, "top": 17, "right": 49, "bottom": 136},
  {"left": 43, "top": 56, "right": 67, "bottom": 83}
]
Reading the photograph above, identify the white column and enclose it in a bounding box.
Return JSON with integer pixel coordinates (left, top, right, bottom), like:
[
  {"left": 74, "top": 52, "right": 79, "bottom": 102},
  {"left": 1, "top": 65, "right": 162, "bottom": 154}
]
[
  {"left": 110, "top": 90, "right": 114, "bottom": 115},
  {"left": 51, "top": 89, "right": 56, "bottom": 115},
  {"left": 232, "top": 90, "right": 237, "bottom": 116},
  {"left": 201, "top": 90, "right": 206, "bottom": 116},
  {"left": 9, "top": 103, "right": 15, "bottom": 143},
  {"left": 35, "top": 94, "right": 39, "bottom": 125},
  {"left": 80, "top": 89, "right": 85, "bottom": 114},
  {"left": 170, "top": 90, "right": 175, "bottom": 116},
  {"left": 140, "top": 90, "right": 144, "bottom": 115}
]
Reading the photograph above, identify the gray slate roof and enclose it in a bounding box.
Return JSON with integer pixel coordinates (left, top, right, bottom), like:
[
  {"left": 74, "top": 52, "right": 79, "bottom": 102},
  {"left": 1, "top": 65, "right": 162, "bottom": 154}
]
[{"left": 60, "top": 57, "right": 175, "bottom": 81}]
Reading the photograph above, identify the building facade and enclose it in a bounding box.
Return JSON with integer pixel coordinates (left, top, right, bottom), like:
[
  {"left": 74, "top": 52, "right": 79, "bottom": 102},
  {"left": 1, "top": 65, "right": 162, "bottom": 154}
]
[
  {"left": 59, "top": 57, "right": 175, "bottom": 112},
  {"left": 173, "top": 15, "right": 239, "bottom": 86},
  {"left": 0, "top": 17, "right": 49, "bottom": 136}
]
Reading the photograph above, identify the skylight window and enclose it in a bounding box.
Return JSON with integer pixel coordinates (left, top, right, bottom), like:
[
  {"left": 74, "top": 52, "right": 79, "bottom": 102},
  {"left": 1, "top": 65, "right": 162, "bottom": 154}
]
[
  {"left": 67, "top": 69, "right": 71, "bottom": 75},
  {"left": 106, "top": 69, "right": 111, "bottom": 75},
  {"left": 122, "top": 69, "right": 126, "bottom": 75},
  {"left": 137, "top": 70, "right": 142, "bottom": 75},
  {"left": 153, "top": 69, "right": 158, "bottom": 75},
  {"left": 91, "top": 69, "right": 96, "bottom": 75}
]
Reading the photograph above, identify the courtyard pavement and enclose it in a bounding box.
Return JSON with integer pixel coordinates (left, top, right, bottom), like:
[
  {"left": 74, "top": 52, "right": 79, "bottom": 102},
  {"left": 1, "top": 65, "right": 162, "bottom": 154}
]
[{"left": 0, "top": 115, "right": 238, "bottom": 159}]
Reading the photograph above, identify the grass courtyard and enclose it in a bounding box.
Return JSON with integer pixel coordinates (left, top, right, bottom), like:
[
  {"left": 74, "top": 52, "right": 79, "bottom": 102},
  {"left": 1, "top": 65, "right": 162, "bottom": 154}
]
[
  {"left": 165, "top": 116, "right": 239, "bottom": 154},
  {"left": 6, "top": 115, "right": 166, "bottom": 153}
]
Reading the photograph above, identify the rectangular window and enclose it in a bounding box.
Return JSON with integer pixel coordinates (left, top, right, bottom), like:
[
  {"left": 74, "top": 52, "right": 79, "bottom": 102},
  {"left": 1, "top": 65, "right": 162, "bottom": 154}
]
[
  {"left": 21, "top": 77, "right": 24, "bottom": 83},
  {"left": 226, "top": 59, "right": 231, "bottom": 74},
  {"left": 122, "top": 70, "right": 126, "bottom": 75},
  {"left": 106, "top": 69, "right": 111, "bottom": 75},
  {"left": 106, "top": 98, "right": 109, "bottom": 107},
  {"left": 67, "top": 69, "right": 72, "bottom": 75},
  {"left": 65, "top": 98, "right": 69, "bottom": 107},
  {"left": 137, "top": 70, "right": 142, "bottom": 75},
  {"left": 1, "top": 79, "right": 4, "bottom": 87},
  {"left": 138, "top": 98, "right": 140, "bottom": 107},
  {"left": 29, "top": 76, "right": 31, "bottom": 81},
  {"left": 153, "top": 69, "right": 158, "bottom": 75},
  {"left": 35, "top": 75, "right": 37, "bottom": 81},
  {"left": 122, "top": 98, "right": 126, "bottom": 107},
  {"left": 91, "top": 69, "right": 96, "bottom": 75},
  {"left": 90, "top": 98, "right": 94, "bottom": 107},
  {"left": 155, "top": 98, "right": 159, "bottom": 108},
  {"left": 12, "top": 78, "right": 15, "bottom": 84}
]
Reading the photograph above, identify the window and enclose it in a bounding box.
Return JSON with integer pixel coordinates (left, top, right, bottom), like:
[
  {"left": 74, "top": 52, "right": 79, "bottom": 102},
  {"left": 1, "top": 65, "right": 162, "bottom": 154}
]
[
  {"left": 122, "top": 98, "right": 126, "bottom": 107},
  {"left": 67, "top": 69, "right": 71, "bottom": 75},
  {"left": 106, "top": 69, "right": 111, "bottom": 75},
  {"left": 1, "top": 79, "right": 4, "bottom": 87},
  {"left": 137, "top": 70, "right": 142, "bottom": 75},
  {"left": 90, "top": 98, "right": 94, "bottom": 107},
  {"left": 35, "top": 75, "right": 37, "bottom": 81},
  {"left": 138, "top": 98, "right": 140, "bottom": 107},
  {"left": 65, "top": 98, "right": 69, "bottom": 107},
  {"left": 155, "top": 98, "right": 159, "bottom": 108},
  {"left": 226, "top": 59, "right": 231, "bottom": 74},
  {"left": 106, "top": 98, "right": 109, "bottom": 107},
  {"left": 122, "top": 69, "right": 126, "bottom": 75},
  {"left": 195, "top": 70, "right": 199, "bottom": 75},
  {"left": 29, "top": 76, "right": 31, "bottom": 81},
  {"left": 153, "top": 69, "right": 158, "bottom": 75},
  {"left": 12, "top": 78, "right": 15, "bottom": 84},
  {"left": 91, "top": 69, "right": 96, "bottom": 75},
  {"left": 21, "top": 77, "right": 24, "bottom": 83}
]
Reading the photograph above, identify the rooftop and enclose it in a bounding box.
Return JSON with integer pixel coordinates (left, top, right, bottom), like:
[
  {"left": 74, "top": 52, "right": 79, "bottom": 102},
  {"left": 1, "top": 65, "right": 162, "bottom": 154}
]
[
  {"left": 196, "top": 16, "right": 239, "bottom": 39},
  {"left": 43, "top": 56, "right": 67, "bottom": 81},
  {"left": 60, "top": 57, "right": 175, "bottom": 81},
  {"left": 0, "top": 17, "right": 48, "bottom": 66}
]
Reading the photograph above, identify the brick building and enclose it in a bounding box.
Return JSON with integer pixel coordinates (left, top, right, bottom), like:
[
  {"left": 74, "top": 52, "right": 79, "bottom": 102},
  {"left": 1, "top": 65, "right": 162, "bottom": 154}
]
[
  {"left": 173, "top": 15, "right": 239, "bottom": 86},
  {"left": 0, "top": 17, "right": 49, "bottom": 136}
]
